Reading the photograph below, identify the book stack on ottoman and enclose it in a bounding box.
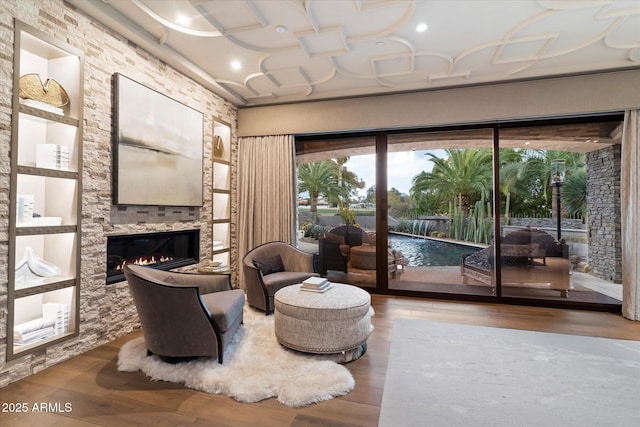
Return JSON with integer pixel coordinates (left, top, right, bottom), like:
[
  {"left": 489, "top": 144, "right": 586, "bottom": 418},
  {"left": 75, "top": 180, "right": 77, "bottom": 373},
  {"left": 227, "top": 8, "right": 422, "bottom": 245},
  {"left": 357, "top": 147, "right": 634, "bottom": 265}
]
[{"left": 300, "top": 277, "right": 333, "bottom": 293}]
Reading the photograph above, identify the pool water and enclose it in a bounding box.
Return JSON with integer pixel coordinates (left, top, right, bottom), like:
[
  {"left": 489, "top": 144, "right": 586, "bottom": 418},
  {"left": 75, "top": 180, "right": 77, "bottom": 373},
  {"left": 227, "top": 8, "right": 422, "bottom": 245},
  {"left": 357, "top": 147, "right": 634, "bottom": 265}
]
[{"left": 389, "top": 234, "right": 482, "bottom": 266}]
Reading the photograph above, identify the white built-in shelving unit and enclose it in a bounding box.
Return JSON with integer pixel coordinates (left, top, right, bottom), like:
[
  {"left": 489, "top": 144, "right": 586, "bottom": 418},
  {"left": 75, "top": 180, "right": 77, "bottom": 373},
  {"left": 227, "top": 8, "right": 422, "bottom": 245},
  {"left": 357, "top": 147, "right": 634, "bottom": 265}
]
[
  {"left": 212, "top": 118, "right": 231, "bottom": 267},
  {"left": 7, "top": 20, "right": 83, "bottom": 360}
]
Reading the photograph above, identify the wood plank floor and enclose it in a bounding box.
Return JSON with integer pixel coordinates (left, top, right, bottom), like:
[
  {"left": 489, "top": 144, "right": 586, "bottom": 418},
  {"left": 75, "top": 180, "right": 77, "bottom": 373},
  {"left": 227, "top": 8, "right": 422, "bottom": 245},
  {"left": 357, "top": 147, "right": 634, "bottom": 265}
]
[{"left": 2, "top": 296, "right": 639, "bottom": 427}]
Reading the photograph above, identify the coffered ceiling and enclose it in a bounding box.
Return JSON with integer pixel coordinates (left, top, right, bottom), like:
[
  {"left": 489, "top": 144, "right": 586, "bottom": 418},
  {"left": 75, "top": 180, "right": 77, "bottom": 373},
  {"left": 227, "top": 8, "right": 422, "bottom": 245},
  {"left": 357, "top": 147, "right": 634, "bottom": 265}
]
[{"left": 69, "top": 0, "right": 640, "bottom": 107}]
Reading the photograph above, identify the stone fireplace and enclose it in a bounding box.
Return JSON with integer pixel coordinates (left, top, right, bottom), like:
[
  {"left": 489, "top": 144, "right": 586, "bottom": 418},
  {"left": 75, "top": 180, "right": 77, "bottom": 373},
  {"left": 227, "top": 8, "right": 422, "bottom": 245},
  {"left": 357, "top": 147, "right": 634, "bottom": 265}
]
[{"left": 106, "top": 229, "right": 200, "bottom": 284}]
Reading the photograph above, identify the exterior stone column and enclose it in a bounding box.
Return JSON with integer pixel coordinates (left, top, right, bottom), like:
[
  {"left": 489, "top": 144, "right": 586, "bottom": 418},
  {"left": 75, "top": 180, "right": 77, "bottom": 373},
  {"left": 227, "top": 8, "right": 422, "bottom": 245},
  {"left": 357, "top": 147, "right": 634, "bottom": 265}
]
[{"left": 586, "top": 145, "right": 622, "bottom": 283}]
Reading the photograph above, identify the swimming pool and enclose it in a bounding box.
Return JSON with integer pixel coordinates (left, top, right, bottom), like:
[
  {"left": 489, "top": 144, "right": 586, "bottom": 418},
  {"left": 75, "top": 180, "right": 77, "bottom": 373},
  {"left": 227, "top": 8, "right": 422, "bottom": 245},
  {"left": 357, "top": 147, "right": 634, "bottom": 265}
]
[{"left": 388, "top": 234, "right": 482, "bottom": 266}]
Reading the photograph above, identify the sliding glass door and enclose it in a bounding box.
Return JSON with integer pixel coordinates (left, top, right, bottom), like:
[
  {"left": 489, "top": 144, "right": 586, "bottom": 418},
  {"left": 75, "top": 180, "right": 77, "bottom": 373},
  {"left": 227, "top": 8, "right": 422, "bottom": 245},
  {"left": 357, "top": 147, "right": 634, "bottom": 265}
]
[
  {"left": 295, "top": 115, "right": 623, "bottom": 311},
  {"left": 386, "top": 128, "right": 496, "bottom": 297},
  {"left": 497, "top": 121, "right": 623, "bottom": 305},
  {"left": 295, "top": 135, "right": 378, "bottom": 289}
]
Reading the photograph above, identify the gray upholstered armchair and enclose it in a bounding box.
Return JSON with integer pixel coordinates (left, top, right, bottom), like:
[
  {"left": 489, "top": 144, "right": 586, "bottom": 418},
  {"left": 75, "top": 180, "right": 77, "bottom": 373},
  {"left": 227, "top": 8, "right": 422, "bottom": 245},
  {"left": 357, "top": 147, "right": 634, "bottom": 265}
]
[
  {"left": 242, "top": 241, "right": 319, "bottom": 314},
  {"left": 123, "top": 264, "right": 245, "bottom": 363}
]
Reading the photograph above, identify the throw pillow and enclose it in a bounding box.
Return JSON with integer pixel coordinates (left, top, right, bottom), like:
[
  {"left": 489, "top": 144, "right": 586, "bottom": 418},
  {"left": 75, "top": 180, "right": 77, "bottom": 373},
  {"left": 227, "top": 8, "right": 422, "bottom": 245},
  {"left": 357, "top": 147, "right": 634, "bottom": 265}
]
[{"left": 252, "top": 255, "right": 284, "bottom": 276}]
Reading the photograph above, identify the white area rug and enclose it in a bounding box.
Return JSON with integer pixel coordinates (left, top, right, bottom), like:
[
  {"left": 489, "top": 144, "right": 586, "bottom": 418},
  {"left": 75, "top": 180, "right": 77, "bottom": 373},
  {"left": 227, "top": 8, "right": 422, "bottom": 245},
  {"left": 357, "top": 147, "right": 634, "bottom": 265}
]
[
  {"left": 379, "top": 320, "right": 640, "bottom": 427},
  {"left": 117, "top": 307, "right": 354, "bottom": 407}
]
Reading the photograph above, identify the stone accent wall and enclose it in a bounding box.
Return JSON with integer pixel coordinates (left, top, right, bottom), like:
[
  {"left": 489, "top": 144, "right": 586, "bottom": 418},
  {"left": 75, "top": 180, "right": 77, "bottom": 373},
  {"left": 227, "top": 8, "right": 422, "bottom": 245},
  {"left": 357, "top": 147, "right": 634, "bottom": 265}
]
[
  {"left": 0, "top": 0, "right": 238, "bottom": 387},
  {"left": 586, "top": 145, "right": 622, "bottom": 283},
  {"left": 507, "top": 217, "right": 586, "bottom": 230}
]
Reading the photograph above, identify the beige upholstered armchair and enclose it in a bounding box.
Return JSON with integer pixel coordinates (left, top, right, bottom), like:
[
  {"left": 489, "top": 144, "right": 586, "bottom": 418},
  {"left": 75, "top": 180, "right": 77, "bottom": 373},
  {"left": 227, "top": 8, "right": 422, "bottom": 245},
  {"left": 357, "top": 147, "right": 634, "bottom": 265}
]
[
  {"left": 242, "top": 241, "right": 319, "bottom": 314},
  {"left": 123, "top": 264, "right": 245, "bottom": 363}
]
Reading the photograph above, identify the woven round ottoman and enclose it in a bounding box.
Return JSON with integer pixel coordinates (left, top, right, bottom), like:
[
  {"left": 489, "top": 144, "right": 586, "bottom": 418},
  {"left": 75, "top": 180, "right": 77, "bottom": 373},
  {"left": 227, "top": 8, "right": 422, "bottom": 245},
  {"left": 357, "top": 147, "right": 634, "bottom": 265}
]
[{"left": 274, "top": 283, "right": 373, "bottom": 362}]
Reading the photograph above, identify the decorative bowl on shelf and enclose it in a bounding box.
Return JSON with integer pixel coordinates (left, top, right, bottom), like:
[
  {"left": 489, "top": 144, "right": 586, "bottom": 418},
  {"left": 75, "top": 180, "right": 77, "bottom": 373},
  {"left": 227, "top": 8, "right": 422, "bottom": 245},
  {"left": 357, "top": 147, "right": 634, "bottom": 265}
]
[
  {"left": 213, "top": 135, "right": 224, "bottom": 158},
  {"left": 19, "top": 73, "right": 70, "bottom": 107}
]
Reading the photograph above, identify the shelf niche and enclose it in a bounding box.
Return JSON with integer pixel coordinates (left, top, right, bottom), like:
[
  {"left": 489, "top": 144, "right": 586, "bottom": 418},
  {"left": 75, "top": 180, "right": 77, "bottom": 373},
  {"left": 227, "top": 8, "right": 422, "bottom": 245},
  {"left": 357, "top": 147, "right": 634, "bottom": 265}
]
[
  {"left": 212, "top": 118, "right": 232, "bottom": 270},
  {"left": 7, "top": 20, "right": 84, "bottom": 361}
]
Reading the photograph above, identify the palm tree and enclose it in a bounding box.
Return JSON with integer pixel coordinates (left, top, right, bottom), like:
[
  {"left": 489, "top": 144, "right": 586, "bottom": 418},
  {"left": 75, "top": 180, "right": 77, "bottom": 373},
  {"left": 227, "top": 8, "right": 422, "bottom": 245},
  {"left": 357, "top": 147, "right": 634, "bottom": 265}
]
[
  {"left": 499, "top": 149, "right": 522, "bottom": 224},
  {"left": 519, "top": 150, "right": 585, "bottom": 217},
  {"left": 562, "top": 168, "right": 587, "bottom": 218},
  {"left": 519, "top": 150, "right": 584, "bottom": 199},
  {"left": 329, "top": 157, "right": 365, "bottom": 207},
  {"left": 335, "top": 156, "right": 348, "bottom": 187},
  {"left": 411, "top": 148, "right": 493, "bottom": 216},
  {"left": 297, "top": 160, "right": 341, "bottom": 224}
]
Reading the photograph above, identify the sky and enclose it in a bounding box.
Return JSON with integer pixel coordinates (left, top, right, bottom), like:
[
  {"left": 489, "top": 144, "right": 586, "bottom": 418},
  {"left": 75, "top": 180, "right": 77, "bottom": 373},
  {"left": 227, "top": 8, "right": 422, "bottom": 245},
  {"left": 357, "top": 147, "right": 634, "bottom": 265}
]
[{"left": 344, "top": 150, "right": 443, "bottom": 199}]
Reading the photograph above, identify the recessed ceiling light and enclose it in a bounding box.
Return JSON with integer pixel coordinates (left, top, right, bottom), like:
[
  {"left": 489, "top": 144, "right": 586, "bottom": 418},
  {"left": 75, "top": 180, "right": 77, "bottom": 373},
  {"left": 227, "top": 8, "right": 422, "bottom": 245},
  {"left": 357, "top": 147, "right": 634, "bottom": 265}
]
[
  {"left": 416, "top": 23, "right": 428, "bottom": 32},
  {"left": 231, "top": 60, "right": 242, "bottom": 71},
  {"left": 176, "top": 14, "right": 191, "bottom": 26},
  {"left": 275, "top": 25, "right": 286, "bottom": 33}
]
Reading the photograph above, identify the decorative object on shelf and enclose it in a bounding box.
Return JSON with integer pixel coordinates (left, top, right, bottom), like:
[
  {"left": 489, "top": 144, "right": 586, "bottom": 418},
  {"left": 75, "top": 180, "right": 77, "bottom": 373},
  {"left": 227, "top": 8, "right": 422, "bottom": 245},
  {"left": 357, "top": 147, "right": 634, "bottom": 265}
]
[
  {"left": 16, "top": 194, "right": 34, "bottom": 226},
  {"left": 43, "top": 302, "right": 69, "bottom": 335},
  {"left": 13, "top": 317, "right": 56, "bottom": 346},
  {"left": 112, "top": 73, "right": 204, "bottom": 207},
  {"left": 30, "top": 216, "right": 62, "bottom": 226},
  {"left": 213, "top": 134, "right": 224, "bottom": 158},
  {"left": 36, "top": 144, "right": 69, "bottom": 170},
  {"left": 13, "top": 302, "right": 69, "bottom": 346},
  {"left": 15, "top": 246, "right": 62, "bottom": 284},
  {"left": 19, "top": 73, "right": 70, "bottom": 107}
]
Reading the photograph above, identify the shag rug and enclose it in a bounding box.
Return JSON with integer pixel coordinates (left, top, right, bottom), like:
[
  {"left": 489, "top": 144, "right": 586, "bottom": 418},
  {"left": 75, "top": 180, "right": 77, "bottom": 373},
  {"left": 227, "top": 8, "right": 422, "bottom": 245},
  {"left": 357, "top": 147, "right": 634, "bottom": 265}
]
[
  {"left": 117, "top": 306, "right": 355, "bottom": 407},
  {"left": 379, "top": 319, "right": 640, "bottom": 427}
]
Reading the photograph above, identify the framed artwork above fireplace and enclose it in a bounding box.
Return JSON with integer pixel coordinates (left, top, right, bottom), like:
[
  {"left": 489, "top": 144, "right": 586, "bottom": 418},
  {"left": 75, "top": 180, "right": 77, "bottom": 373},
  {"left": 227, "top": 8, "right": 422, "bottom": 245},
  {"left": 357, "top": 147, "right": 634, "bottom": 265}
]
[{"left": 112, "top": 73, "right": 203, "bottom": 207}]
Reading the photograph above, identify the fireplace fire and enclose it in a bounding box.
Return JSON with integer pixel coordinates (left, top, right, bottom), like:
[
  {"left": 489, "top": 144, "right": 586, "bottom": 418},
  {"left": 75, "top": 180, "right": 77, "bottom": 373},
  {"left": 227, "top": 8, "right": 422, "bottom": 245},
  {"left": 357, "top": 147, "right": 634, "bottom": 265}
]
[
  {"left": 106, "top": 229, "right": 199, "bottom": 284},
  {"left": 114, "top": 255, "right": 174, "bottom": 271}
]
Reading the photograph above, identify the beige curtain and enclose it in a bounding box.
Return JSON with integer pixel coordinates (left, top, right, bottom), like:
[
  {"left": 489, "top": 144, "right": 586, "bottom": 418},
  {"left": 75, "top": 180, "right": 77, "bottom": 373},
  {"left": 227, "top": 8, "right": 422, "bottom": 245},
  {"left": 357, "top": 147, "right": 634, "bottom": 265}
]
[
  {"left": 237, "top": 134, "right": 296, "bottom": 288},
  {"left": 622, "top": 110, "right": 640, "bottom": 320}
]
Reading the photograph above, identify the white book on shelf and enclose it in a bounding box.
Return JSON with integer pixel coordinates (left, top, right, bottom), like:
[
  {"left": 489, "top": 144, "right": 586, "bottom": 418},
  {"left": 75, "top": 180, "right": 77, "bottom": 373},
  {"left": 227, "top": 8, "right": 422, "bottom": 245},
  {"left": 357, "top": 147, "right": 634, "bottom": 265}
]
[
  {"left": 16, "top": 194, "right": 34, "bottom": 225},
  {"left": 37, "top": 144, "right": 69, "bottom": 170},
  {"left": 14, "top": 326, "right": 56, "bottom": 345},
  {"left": 31, "top": 217, "right": 62, "bottom": 226},
  {"left": 14, "top": 317, "right": 55, "bottom": 337},
  {"left": 43, "top": 303, "right": 69, "bottom": 334}
]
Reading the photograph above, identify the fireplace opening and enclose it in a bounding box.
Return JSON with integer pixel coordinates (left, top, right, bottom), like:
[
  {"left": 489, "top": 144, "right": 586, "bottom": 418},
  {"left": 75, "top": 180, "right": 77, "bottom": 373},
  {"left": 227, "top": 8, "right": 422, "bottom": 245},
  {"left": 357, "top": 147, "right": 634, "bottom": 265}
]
[{"left": 106, "top": 229, "right": 200, "bottom": 284}]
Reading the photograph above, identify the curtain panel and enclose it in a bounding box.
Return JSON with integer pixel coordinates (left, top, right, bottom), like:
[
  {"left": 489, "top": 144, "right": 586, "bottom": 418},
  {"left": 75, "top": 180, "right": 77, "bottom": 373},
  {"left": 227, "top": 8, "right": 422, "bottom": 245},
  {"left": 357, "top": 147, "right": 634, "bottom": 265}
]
[
  {"left": 622, "top": 110, "right": 640, "bottom": 320},
  {"left": 237, "top": 134, "right": 296, "bottom": 288}
]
